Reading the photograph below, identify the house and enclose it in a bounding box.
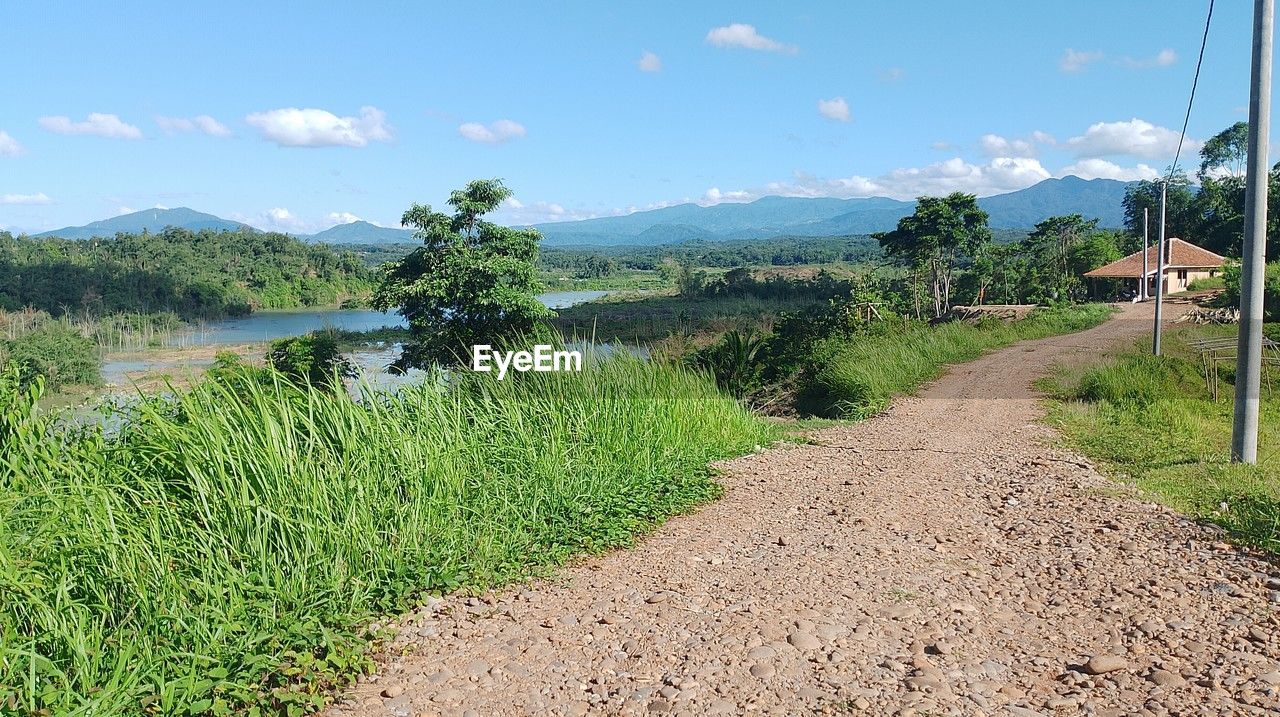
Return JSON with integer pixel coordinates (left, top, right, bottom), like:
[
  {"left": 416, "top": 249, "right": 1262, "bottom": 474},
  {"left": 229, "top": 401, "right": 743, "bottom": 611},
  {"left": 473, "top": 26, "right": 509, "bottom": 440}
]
[{"left": 1083, "top": 238, "right": 1227, "bottom": 298}]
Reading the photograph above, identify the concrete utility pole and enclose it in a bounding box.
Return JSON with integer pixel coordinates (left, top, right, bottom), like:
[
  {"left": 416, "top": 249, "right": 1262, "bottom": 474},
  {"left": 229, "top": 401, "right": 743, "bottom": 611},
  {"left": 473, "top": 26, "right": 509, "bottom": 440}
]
[
  {"left": 1142, "top": 208, "right": 1150, "bottom": 301},
  {"left": 1232, "top": 0, "right": 1273, "bottom": 464},
  {"left": 1153, "top": 182, "right": 1167, "bottom": 355}
]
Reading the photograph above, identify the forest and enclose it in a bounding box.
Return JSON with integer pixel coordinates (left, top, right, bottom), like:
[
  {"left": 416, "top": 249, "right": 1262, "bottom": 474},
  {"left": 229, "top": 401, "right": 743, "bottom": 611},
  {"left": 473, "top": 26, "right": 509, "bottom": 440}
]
[{"left": 0, "top": 227, "right": 372, "bottom": 319}]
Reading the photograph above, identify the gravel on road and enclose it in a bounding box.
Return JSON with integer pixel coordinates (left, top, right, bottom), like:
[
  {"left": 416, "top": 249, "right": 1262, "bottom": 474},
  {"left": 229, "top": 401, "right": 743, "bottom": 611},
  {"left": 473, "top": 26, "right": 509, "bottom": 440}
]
[{"left": 330, "top": 303, "right": 1280, "bottom": 716}]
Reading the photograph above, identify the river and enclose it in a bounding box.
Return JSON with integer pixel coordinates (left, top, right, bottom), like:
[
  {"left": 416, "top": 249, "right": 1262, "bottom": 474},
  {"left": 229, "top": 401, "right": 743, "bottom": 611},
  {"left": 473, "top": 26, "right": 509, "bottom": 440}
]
[
  {"left": 102, "top": 290, "right": 612, "bottom": 387},
  {"left": 165, "top": 290, "right": 609, "bottom": 347}
]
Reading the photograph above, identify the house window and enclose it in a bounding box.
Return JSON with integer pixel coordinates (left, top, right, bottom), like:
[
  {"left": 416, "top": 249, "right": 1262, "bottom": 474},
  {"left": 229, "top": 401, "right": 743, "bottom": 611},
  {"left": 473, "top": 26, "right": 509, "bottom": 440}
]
[{"left": 1177, "top": 270, "right": 1188, "bottom": 279}]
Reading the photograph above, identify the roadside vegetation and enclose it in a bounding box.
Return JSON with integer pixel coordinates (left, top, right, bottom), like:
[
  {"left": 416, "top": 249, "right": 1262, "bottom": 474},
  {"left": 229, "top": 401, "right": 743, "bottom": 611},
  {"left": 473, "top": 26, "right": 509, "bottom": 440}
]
[
  {"left": 1043, "top": 325, "right": 1279, "bottom": 555},
  {"left": 0, "top": 355, "right": 773, "bottom": 715}
]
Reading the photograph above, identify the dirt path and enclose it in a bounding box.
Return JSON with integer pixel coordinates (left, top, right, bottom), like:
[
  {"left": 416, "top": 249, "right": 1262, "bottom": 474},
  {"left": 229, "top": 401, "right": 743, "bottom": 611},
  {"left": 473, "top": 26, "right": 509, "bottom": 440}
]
[{"left": 330, "top": 303, "right": 1280, "bottom": 717}]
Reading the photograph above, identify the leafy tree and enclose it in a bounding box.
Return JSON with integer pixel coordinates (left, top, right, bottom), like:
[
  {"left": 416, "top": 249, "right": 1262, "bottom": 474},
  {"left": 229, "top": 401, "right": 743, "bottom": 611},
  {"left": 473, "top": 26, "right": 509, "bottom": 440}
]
[
  {"left": 875, "top": 192, "right": 991, "bottom": 317},
  {"left": 1199, "top": 121, "right": 1249, "bottom": 179},
  {"left": 1190, "top": 165, "right": 1280, "bottom": 259},
  {"left": 1122, "top": 174, "right": 1197, "bottom": 243},
  {"left": 577, "top": 254, "right": 617, "bottom": 279},
  {"left": 674, "top": 261, "right": 708, "bottom": 297},
  {"left": 266, "top": 332, "right": 355, "bottom": 389},
  {"left": 1023, "top": 215, "right": 1101, "bottom": 300},
  {"left": 372, "top": 180, "right": 551, "bottom": 368}
]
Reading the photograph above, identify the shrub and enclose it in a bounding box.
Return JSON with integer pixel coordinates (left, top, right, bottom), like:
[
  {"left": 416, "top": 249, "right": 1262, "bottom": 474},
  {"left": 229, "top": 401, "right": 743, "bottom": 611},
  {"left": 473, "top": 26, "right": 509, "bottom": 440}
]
[
  {"left": 267, "top": 331, "right": 356, "bottom": 389},
  {"left": 0, "top": 320, "right": 100, "bottom": 389}
]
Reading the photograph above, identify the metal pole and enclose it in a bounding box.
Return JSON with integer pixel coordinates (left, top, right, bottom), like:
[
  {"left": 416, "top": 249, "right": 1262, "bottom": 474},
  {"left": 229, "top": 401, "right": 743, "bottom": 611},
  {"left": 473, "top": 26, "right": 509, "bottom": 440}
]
[
  {"left": 1232, "top": 0, "right": 1273, "bottom": 464},
  {"left": 1142, "top": 208, "right": 1150, "bottom": 301},
  {"left": 1153, "top": 182, "right": 1167, "bottom": 355}
]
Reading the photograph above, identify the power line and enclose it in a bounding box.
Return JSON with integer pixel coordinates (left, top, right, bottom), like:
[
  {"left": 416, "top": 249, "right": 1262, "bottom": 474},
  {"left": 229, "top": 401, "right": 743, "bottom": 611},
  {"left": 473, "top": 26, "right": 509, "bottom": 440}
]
[{"left": 1168, "top": 0, "right": 1216, "bottom": 181}]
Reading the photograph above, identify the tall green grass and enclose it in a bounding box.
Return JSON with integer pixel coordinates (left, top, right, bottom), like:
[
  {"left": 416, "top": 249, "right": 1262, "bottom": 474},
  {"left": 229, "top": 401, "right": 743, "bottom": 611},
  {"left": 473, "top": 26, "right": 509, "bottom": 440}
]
[
  {"left": 0, "top": 358, "right": 773, "bottom": 715},
  {"left": 798, "top": 304, "right": 1114, "bottom": 417},
  {"left": 1044, "top": 327, "right": 1279, "bottom": 555}
]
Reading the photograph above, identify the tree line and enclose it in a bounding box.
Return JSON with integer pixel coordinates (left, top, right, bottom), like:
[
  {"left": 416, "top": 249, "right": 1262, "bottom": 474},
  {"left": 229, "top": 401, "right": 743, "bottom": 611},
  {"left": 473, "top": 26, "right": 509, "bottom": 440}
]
[{"left": 0, "top": 227, "right": 372, "bottom": 319}]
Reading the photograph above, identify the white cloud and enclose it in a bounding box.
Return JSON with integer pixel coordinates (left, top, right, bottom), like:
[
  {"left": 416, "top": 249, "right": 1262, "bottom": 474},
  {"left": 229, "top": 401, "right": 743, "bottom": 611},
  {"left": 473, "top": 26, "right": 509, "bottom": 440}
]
[
  {"left": 705, "top": 23, "right": 797, "bottom": 54},
  {"left": 116, "top": 206, "right": 137, "bottom": 216},
  {"left": 326, "top": 211, "right": 361, "bottom": 225},
  {"left": 242, "top": 207, "right": 310, "bottom": 233},
  {"left": 638, "top": 50, "right": 662, "bottom": 72},
  {"left": 245, "top": 106, "right": 392, "bottom": 148},
  {"left": 978, "top": 134, "right": 1035, "bottom": 158},
  {"left": 1, "top": 192, "right": 53, "bottom": 205},
  {"left": 930, "top": 140, "right": 955, "bottom": 151},
  {"left": 38, "top": 113, "right": 142, "bottom": 139},
  {"left": 878, "top": 67, "right": 905, "bottom": 83},
  {"left": 701, "top": 157, "right": 1053, "bottom": 204},
  {"left": 0, "top": 131, "right": 24, "bottom": 156},
  {"left": 1058, "top": 159, "right": 1159, "bottom": 182},
  {"left": 498, "top": 197, "right": 599, "bottom": 224},
  {"left": 1059, "top": 48, "right": 1103, "bottom": 73},
  {"left": 817, "top": 97, "right": 851, "bottom": 123},
  {"left": 1065, "top": 118, "right": 1198, "bottom": 159},
  {"left": 1122, "top": 48, "right": 1177, "bottom": 68},
  {"left": 155, "top": 114, "right": 232, "bottom": 137},
  {"left": 1031, "top": 130, "right": 1057, "bottom": 145},
  {"left": 458, "top": 119, "right": 526, "bottom": 144},
  {"left": 701, "top": 188, "right": 752, "bottom": 204}
]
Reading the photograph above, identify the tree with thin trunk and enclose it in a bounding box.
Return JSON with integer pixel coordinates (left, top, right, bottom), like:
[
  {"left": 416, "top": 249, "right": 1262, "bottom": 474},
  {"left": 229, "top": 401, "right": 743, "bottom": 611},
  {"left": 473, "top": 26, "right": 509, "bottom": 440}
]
[{"left": 875, "top": 192, "right": 991, "bottom": 318}]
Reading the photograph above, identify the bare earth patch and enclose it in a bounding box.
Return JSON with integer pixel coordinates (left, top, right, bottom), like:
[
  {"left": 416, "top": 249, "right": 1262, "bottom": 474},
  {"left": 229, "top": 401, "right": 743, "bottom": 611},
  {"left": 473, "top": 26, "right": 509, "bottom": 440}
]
[{"left": 329, "top": 303, "right": 1280, "bottom": 716}]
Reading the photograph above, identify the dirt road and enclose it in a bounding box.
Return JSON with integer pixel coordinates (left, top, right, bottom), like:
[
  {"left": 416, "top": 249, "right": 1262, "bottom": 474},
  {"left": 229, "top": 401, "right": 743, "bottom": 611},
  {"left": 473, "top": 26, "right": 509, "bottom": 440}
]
[{"left": 331, "top": 303, "right": 1280, "bottom": 716}]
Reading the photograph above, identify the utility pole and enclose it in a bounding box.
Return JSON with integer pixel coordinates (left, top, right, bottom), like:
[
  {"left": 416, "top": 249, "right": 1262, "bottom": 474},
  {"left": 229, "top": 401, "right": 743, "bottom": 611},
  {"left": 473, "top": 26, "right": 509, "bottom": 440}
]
[
  {"left": 1232, "top": 0, "right": 1273, "bottom": 464},
  {"left": 1152, "top": 182, "right": 1167, "bottom": 355},
  {"left": 1142, "top": 208, "right": 1150, "bottom": 301}
]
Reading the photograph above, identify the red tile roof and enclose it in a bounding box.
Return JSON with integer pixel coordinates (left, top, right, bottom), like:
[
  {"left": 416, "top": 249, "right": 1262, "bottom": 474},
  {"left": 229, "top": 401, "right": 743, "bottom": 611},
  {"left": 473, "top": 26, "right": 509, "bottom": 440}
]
[{"left": 1083, "top": 238, "right": 1226, "bottom": 278}]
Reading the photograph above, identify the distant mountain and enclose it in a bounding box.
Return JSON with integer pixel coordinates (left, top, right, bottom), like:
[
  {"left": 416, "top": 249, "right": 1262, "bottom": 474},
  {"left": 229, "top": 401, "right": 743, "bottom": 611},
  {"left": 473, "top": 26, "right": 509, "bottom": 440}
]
[
  {"left": 304, "top": 220, "right": 413, "bottom": 245},
  {"left": 35, "top": 207, "right": 251, "bottom": 240},
  {"left": 28, "top": 176, "right": 1130, "bottom": 247},
  {"left": 977, "top": 175, "right": 1129, "bottom": 229},
  {"left": 533, "top": 176, "right": 1131, "bottom": 246}
]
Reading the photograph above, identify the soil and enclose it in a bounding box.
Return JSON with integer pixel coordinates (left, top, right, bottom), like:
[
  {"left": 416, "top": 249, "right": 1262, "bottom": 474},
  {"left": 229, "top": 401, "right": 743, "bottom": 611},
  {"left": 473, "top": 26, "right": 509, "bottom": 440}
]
[{"left": 329, "top": 302, "right": 1280, "bottom": 716}]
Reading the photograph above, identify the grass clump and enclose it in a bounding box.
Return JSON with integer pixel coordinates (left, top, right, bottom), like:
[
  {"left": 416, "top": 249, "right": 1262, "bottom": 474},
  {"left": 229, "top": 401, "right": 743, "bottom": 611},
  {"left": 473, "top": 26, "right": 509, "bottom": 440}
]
[
  {"left": 1043, "top": 326, "right": 1279, "bottom": 554},
  {"left": 0, "top": 357, "right": 773, "bottom": 715},
  {"left": 798, "top": 304, "right": 1113, "bottom": 418}
]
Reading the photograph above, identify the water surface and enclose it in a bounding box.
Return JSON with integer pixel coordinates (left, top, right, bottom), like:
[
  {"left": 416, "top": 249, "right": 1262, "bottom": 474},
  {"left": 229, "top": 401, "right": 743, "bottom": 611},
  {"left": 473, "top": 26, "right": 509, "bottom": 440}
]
[{"left": 167, "top": 290, "right": 609, "bottom": 347}]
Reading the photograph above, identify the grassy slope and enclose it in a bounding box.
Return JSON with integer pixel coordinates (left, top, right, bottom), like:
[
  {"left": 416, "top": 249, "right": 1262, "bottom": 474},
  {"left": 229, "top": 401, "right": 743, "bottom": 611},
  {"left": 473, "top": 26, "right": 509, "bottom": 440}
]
[
  {"left": 1042, "top": 325, "right": 1279, "bottom": 555},
  {"left": 0, "top": 359, "right": 774, "bottom": 715}
]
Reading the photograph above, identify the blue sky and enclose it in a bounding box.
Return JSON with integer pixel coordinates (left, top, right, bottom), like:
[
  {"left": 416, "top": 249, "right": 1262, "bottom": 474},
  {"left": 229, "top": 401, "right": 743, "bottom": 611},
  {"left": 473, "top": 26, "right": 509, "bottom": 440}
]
[{"left": 0, "top": 1, "right": 1265, "bottom": 234}]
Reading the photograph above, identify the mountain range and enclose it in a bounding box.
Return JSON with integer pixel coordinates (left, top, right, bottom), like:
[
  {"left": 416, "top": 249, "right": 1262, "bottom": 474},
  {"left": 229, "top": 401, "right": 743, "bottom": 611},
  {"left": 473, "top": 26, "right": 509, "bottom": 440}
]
[
  {"left": 30, "top": 176, "right": 1130, "bottom": 246},
  {"left": 531, "top": 176, "right": 1130, "bottom": 245}
]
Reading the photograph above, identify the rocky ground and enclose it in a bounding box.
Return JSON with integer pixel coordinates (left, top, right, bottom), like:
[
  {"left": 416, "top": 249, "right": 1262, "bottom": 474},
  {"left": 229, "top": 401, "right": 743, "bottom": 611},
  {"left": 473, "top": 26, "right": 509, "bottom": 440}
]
[{"left": 329, "top": 303, "right": 1280, "bottom": 716}]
